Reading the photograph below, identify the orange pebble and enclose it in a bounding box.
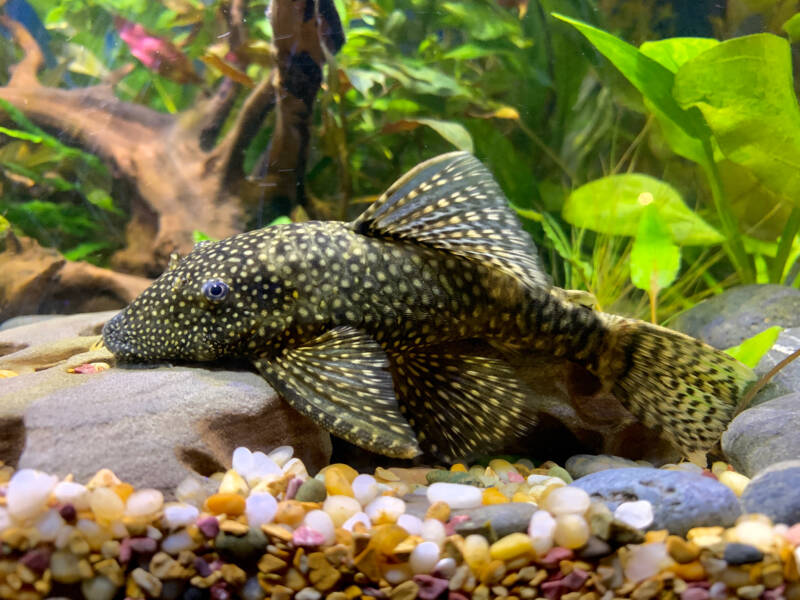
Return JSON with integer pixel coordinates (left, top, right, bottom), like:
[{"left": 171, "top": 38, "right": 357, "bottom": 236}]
[
  {"left": 113, "top": 483, "right": 134, "bottom": 503},
  {"left": 450, "top": 463, "right": 467, "bottom": 472},
  {"left": 205, "top": 493, "right": 246, "bottom": 516},
  {"left": 668, "top": 561, "right": 706, "bottom": 581},
  {"left": 324, "top": 468, "right": 354, "bottom": 497},
  {"left": 482, "top": 487, "right": 508, "bottom": 505}
]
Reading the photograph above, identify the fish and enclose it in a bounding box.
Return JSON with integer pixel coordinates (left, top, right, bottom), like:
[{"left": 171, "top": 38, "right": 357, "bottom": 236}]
[{"left": 102, "top": 152, "right": 755, "bottom": 461}]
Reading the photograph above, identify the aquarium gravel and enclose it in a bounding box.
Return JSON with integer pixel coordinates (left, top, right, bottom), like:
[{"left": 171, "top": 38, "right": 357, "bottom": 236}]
[{"left": 0, "top": 447, "right": 798, "bottom": 600}]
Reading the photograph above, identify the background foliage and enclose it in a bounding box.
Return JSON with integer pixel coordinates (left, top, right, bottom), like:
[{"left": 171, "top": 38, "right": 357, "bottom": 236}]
[{"left": 1, "top": 0, "right": 799, "bottom": 322}]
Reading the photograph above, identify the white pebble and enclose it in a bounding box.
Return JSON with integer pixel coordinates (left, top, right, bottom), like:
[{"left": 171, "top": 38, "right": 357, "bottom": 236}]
[
  {"left": 282, "top": 458, "right": 309, "bottom": 479},
  {"left": 175, "top": 476, "right": 205, "bottom": 506},
  {"left": 6, "top": 469, "right": 58, "bottom": 522},
  {"left": 54, "top": 524, "right": 74, "bottom": 549},
  {"left": 528, "top": 510, "right": 557, "bottom": 556},
  {"left": 35, "top": 509, "right": 64, "bottom": 542},
  {"left": 434, "top": 557, "right": 457, "bottom": 578},
  {"left": 384, "top": 566, "right": 412, "bottom": 584},
  {"left": 53, "top": 481, "right": 90, "bottom": 510},
  {"left": 352, "top": 474, "right": 379, "bottom": 506},
  {"left": 89, "top": 487, "right": 125, "bottom": 521},
  {"left": 161, "top": 530, "right": 195, "bottom": 555},
  {"left": 77, "top": 518, "right": 110, "bottom": 548},
  {"left": 109, "top": 520, "right": 128, "bottom": 539},
  {"left": 396, "top": 513, "right": 423, "bottom": 536},
  {"left": 409, "top": 540, "right": 440, "bottom": 574},
  {"left": 0, "top": 508, "right": 10, "bottom": 533},
  {"left": 341, "top": 511, "right": 371, "bottom": 532},
  {"left": 614, "top": 500, "right": 654, "bottom": 530},
  {"left": 245, "top": 493, "right": 278, "bottom": 528},
  {"left": 126, "top": 489, "right": 164, "bottom": 518},
  {"left": 147, "top": 525, "right": 163, "bottom": 540},
  {"left": 426, "top": 482, "right": 482, "bottom": 509},
  {"left": 709, "top": 581, "right": 728, "bottom": 600},
  {"left": 268, "top": 445, "right": 294, "bottom": 467},
  {"left": 364, "top": 496, "right": 406, "bottom": 523},
  {"left": 303, "top": 510, "right": 335, "bottom": 545},
  {"left": 232, "top": 446, "right": 254, "bottom": 474},
  {"left": 526, "top": 474, "right": 553, "bottom": 485},
  {"left": 624, "top": 542, "right": 672, "bottom": 582},
  {"left": 323, "top": 495, "right": 362, "bottom": 527},
  {"left": 542, "top": 486, "right": 591, "bottom": 515},
  {"left": 420, "top": 518, "right": 446, "bottom": 546},
  {"left": 163, "top": 503, "right": 200, "bottom": 529}
]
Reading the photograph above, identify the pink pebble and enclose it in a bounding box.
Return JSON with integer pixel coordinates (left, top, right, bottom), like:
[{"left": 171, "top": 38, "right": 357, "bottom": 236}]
[
  {"left": 197, "top": 516, "right": 220, "bottom": 538},
  {"left": 538, "top": 546, "right": 574, "bottom": 569},
  {"left": 414, "top": 574, "right": 450, "bottom": 600},
  {"left": 507, "top": 472, "right": 524, "bottom": 483},
  {"left": 129, "top": 537, "right": 157, "bottom": 553},
  {"left": 119, "top": 538, "right": 132, "bottom": 563},
  {"left": 444, "top": 514, "right": 470, "bottom": 536},
  {"left": 286, "top": 477, "right": 303, "bottom": 500},
  {"left": 20, "top": 549, "right": 50, "bottom": 573},
  {"left": 292, "top": 525, "right": 325, "bottom": 547},
  {"left": 561, "top": 568, "right": 589, "bottom": 590},
  {"left": 763, "top": 586, "right": 786, "bottom": 600},
  {"left": 785, "top": 523, "right": 800, "bottom": 545},
  {"left": 681, "top": 588, "right": 711, "bottom": 600}
]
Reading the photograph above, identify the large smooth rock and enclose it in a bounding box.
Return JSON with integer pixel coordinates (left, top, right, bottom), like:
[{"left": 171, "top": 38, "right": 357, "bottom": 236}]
[
  {"left": 0, "top": 314, "right": 331, "bottom": 492},
  {"left": 722, "top": 393, "right": 800, "bottom": 477},
  {"left": 670, "top": 284, "right": 800, "bottom": 349},
  {"left": 572, "top": 468, "right": 741, "bottom": 536},
  {"left": 748, "top": 327, "right": 800, "bottom": 405},
  {"left": 740, "top": 460, "right": 800, "bottom": 525},
  {"left": 565, "top": 454, "right": 648, "bottom": 479}
]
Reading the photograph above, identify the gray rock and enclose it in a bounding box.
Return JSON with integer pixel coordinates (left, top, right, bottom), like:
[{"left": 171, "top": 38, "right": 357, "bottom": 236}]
[
  {"left": 451, "top": 503, "right": 537, "bottom": 540},
  {"left": 0, "top": 314, "right": 62, "bottom": 332},
  {"left": 670, "top": 284, "right": 800, "bottom": 349},
  {"left": 215, "top": 527, "right": 268, "bottom": 561},
  {"left": 0, "top": 310, "right": 116, "bottom": 358},
  {"left": 723, "top": 543, "right": 764, "bottom": 565},
  {"left": 740, "top": 460, "right": 800, "bottom": 525},
  {"left": 0, "top": 313, "right": 331, "bottom": 492},
  {"left": 295, "top": 478, "right": 327, "bottom": 503},
  {"left": 572, "top": 468, "right": 741, "bottom": 536},
  {"left": 565, "top": 454, "right": 648, "bottom": 479},
  {"left": 722, "top": 393, "right": 800, "bottom": 477},
  {"left": 749, "top": 327, "right": 800, "bottom": 405}
]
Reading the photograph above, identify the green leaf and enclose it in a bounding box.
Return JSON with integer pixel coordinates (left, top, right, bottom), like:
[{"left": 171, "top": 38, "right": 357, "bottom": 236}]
[
  {"left": 85, "top": 188, "right": 120, "bottom": 215},
  {"left": 639, "top": 38, "right": 719, "bottom": 73},
  {"left": 563, "top": 173, "right": 724, "bottom": 245},
  {"left": 63, "top": 241, "right": 109, "bottom": 261},
  {"left": 673, "top": 34, "right": 800, "bottom": 208},
  {"left": 630, "top": 204, "right": 681, "bottom": 292},
  {"left": 782, "top": 13, "right": 800, "bottom": 43},
  {"left": 268, "top": 215, "right": 292, "bottom": 226},
  {"left": 414, "top": 118, "right": 474, "bottom": 152},
  {"left": 724, "top": 325, "right": 783, "bottom": 368},
  {"left": 0, "top": 215, "right": 10, "bottom": 238},
  {"left": 192, "top": 230, "right": 216, "bottom": 243}
]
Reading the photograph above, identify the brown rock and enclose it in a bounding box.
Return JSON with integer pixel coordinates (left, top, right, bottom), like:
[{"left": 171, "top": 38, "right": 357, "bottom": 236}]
[
  {"left": 0, "top": 313, "right": 331, "bottom": 490},
  {"left": 666, "top": 536, "right": 700, "bottom": 564}
]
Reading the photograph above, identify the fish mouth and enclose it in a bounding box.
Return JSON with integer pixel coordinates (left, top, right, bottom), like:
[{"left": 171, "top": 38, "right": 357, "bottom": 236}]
[{"left": 102, "top": 313, "right": 138, "bottom": 360}]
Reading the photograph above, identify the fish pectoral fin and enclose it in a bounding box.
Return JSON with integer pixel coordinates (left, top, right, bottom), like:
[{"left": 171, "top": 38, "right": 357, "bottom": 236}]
[
  {"left": 389, "top": 341, "right": 538, "bottom": 462},
  {"left": 253, "top": 326, "right": 421, "bottom": 459},
  {"left": 350, "top": 152, "right": 551, "bottom": 292}
]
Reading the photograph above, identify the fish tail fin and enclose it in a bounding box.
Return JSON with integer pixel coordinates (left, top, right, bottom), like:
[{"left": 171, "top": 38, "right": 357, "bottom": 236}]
[{"left": 595, "top": 314, "right": 756, "bottom": 456}]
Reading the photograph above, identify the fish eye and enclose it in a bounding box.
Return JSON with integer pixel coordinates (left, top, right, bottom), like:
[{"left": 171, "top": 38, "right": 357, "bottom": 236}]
[{"left": 202, "top": 280, "right": 229, "bottom": 302}]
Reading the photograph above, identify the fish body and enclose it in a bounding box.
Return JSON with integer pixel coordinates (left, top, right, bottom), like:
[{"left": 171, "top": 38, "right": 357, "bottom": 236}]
[{"left": 103, "top": 153, "right": 755, "bottom": 460}]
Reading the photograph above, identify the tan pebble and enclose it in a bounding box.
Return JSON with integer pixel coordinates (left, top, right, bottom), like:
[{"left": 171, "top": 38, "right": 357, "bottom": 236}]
[
  {"left": 275, "top": 500, "right": 307, "bottom": 527},
  {"left": 220, "top": 519, "right": 250, "bottom": 535},
  {"left": 374, "top": 467, "right": 400, "bottom": 482},
  {"left": 480, "top": 559, "right": 507, "bottom": 585},
  {"left": 718, "top": 471, "right": 750, "bottom": 497},
  {"left": 86, "top": 468, "right": 122, "bottom": 490},
  {"left": 553, "top": 514, "right": 590, "bottom": 549},
  {"left": 94, "top": 558, "right": 125, "bottom": 587},
  {"left": 221, "top": 563, "right": 247, "bottom": 585},
  {"left": 286, "top": 566, "right": 308, "bottom": 591},
  {"left": 259, "top": 553, "right": 288, "bottom": 573},
  {"left": 644, "top": 530, "right": 668, "bottom": 543},
  {"left": 472, "top": 583, "right": 490, "bottom": 600},
  {"left": 425, "top": 501, "right": 451, "bottom": 522},
  {"left": 354, "top": 547, "right": 381, "bottom": 582},
  {"left": 132, "top": 567, "right": 162, "bottom": 598},
  {"left": 205, "top": 493, "right": 246, "bottom": 516},
  {"left": 149, "top": 552, "right": 188, "bottom": 579},
  {"left": 343, "top": 584, "right": 362, "bottom": 599},
  {"left": 787, "top": 582, "right": 800, "bottom": 600},
  {"left": 501, "top": 572, "right": 519, "bottom": 586},
  {"left": 307, "top": 552, "right": 329, "bottom": 571},
  {"left": 293, "top": 548, "right": 308, "bottom": 573},
  {"left": 562, "top": 593, "right": 581, "bottom": 600},
  {"left": 389, "top": 579, "right": 419, "bottom": 600},
  {"left": 687, "top": 526, "right": 724, "bottom": 547},
  {"left": 323, "top": 544, "right": 350, "bottom": 567},
  {"left": 309, "top": 566, "right": 341, "bottom": 592},
  {"left": 100, "top": 540, "right": 120, "bottom": 559},
  {"left": 326, "top": 593, "right": 348, "bottom": 600},
  {"left": 631, "top": 577, "right": 662, "bottom": 600},
  {"left": 69, "top": 534, "right": 91, "bottom": 556},
  {"left": 463, "top": 534, "right": 491, "bottom": 574},
  {"left": 737, "top": 584, "right": 765, "bottom": 599},
  {"left": 721, "top": 567, "right": 752, "bottom": 588},
  {"left": 78, "top": 558, "right": 93, "bottom": 580},
  {"left": 489, "top": 532, "right": 533, "bottom": 561},
  {"left": 262, "top": 523, "right": 294, "bottom": 542},
  {"left": 763, "top": 561, "right": 784, "bottom": 588},
  {"left": 579, "top": 593, "right": 599, "bottom": 600},
  {"left": 666, "top": 536, "right": 700, "bottom": 563},
  {"left": 449, "top": 564, "right": 470, "bottom": 591},
  {"left": 191, "top": 571, "right": 222, "bottom": 589},
  {"left": 391, "top": 535, "right": 421, "bottom": 559},
  {"left": 668, "top": 560, "right": 705, "bottom": 581},
  {"left": 490, "top": 584, "right": 508, "bottom": 596},
  {"left": 271, "top": 584, "right": 294, "bottom": 600}
]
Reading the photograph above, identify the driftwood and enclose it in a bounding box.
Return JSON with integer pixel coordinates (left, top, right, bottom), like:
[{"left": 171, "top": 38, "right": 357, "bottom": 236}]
[
  {"left": 0, "top": 0, "right": 343, "bottom": 321},
  {"left": 0, "top": 0, "right": 342, "bottom": 278}
]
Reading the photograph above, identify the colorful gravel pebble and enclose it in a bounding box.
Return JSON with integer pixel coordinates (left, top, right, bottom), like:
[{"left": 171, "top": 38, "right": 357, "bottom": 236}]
[{"left": 0, "top": 448, "right": 798, "bottom": 600}]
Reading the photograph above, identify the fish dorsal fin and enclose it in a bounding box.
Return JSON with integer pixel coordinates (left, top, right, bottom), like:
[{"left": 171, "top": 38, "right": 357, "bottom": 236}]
[
  {"left": 388, "top": 341, "right": 538, "bottom": 462},
  {"left": 352, "top": 152, "right": 551, "bottom": 291},
  {"left": 254, "top": 327, "right": 421, "bottom": 459}
]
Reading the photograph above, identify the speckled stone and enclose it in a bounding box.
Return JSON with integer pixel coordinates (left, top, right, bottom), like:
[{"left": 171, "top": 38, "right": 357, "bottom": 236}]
[
  {"left": 572, "top": 468, "right": 741, "bottom": 536},
  {"left": 565, "top": 454, "right": 644, "bottom": 479},
  {"left": 451, "top": 503, "right": 538, "bottom": 540}
]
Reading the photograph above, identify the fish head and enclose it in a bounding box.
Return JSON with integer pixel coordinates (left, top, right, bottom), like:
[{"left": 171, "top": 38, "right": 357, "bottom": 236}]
[{"left": 103, "top": 238, "right": 265, "bottom": 363}]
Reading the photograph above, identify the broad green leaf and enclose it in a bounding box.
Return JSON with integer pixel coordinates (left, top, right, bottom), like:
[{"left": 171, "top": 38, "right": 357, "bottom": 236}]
[
  {"left": 414, "top": 118, "right": 474, "bottom": 152},
  {"left": 63, "top": 241, "right": 109, "bottom": 262},
  {"left": 192, "top": 230, "right": 216, "bottom": 243},
  {"left": 630, "top": 204, "right": 681, "bottom": 292},
  {"left": 724, "top": 325, "right": 783, "bottom": 368},
  {"left": 0, "top": 215, "right": 10, "bottom": 238},
  {"left": 85, "top": 189, "right": 121, "bottom": 215},
  {"left": 563, "top": 173, "right": 724, "bottom": 245},
  {"left": 782, "top": 13, "right": 800, "bottom": 42},
  {"left": 268, "top": 216, "right": 292, "bottom": 226},
  {"left": 639, "top": 38, "right": 719, "bottom": 73},
  {"left": 674, "top": 34, "right": 800, "bottom": 207}
]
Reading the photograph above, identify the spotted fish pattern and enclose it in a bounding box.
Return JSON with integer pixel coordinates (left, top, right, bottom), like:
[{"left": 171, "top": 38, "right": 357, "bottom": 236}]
[{"left": 103, "top": 152, "right": 755, "bottom": 460}]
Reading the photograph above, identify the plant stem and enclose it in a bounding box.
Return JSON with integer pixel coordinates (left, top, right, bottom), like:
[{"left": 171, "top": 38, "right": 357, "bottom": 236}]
[
  {"left": 770, "top": 206, "right": 800, "bottom": 284},
  {"left": 700, "top": 147, "right": 754, "bottom": 284}
]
